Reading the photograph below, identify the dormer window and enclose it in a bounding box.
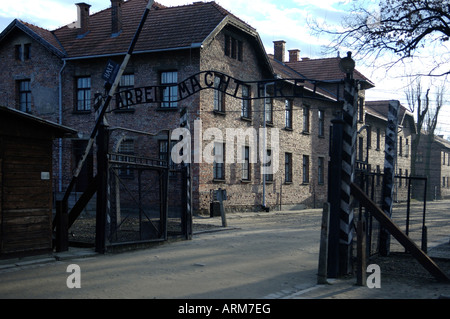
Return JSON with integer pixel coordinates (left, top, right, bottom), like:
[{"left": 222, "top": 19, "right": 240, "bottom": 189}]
[
  {"left": 224, "top": 34, "right": 243, "bottom": 61},
  {"left": 15, "top": 43, "right": 31, "bottom": 61}
]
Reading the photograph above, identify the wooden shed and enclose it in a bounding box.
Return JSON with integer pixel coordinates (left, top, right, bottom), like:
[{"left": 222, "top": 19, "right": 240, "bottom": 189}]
[{"left": 0, "top": 106, "right": 76, "bottom": 257}]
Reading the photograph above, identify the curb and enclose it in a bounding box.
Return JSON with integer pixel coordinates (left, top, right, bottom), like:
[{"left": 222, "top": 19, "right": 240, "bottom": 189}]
[{"left": 0, "top": 248, "right": 98, "bottom": 271}]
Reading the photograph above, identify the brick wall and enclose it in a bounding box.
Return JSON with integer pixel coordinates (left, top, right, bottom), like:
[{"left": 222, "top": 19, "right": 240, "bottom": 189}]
[
  {"left": 1, "top": 23, "right": 420, "bottom": 217},
  {"left": 195, "top": 29, "right": 342, "bottom": 213},
  {"left": 0, "top": 33, "right": 62, "bottom": 122}
]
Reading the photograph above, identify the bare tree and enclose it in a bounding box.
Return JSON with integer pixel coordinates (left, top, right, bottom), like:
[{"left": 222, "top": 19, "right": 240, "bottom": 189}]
[
  {"left": 313, "top": 0, "right": 450, "bottom": 77},
  {"left": 405, "top": 79, "right": 429, "bottom": 177},
  {"left": 406, "top": 78, "right": 445, "bottom": 197}
]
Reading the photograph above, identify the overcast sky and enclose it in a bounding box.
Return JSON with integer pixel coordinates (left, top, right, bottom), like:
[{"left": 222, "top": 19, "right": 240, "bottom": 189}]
[{"left": 1, "top": 0, "right": 449, "bottom": 135}]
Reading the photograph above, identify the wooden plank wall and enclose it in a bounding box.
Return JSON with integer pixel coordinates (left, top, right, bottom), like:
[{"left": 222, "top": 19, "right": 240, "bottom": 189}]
[{"left": 0, "top": 136, "right": 53, "bottom": 255}]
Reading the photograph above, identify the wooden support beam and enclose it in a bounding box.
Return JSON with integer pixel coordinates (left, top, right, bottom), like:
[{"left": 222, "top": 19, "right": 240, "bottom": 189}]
[
  {"left": 55, "top": 200, "right": 68, "bottom": 252},
  {"left": 356, "top": 219, "right": 367, "bottom": 286},
  {"left": 67, "top": 175, "right": 99, "bottom": 229},
  {"left": 350, "top": 182, "right": 449, "bottom": 282},
  {"left": 52, "top": 175, "right": 99, "bottom": 231},
  {"left": 318, "top": 202, "right": 330, "bottom": 284},
  {"left": 95, "top": 124, "right": 108, "bottom": 254}
]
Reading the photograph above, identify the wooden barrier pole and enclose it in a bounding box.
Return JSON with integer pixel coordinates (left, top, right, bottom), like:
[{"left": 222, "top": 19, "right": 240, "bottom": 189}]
[
  {"left": 318, "top": 202, "right": 330, "bottom": 284},
  {"left": 356, "top": 218, "right": 367, "bottom": 286},
  {"left": 351, "top": 182, "right": 449, "bottom": 282},
  {"left": 95, "top": 124, "right": 108, "bottom": 253}
]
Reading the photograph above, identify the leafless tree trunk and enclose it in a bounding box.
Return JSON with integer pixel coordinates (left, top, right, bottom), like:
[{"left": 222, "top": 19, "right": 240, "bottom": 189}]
[
  {"left": 407, "top": 78, "right": 446, "bottom": 198},
  {"left": 405, "top": 79, "right": 429, "bottom": 178}
]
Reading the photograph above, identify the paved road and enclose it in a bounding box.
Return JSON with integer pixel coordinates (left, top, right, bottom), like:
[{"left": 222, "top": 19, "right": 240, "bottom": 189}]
[
  {"left": 0, "top": 209, "right": 322, "bottom": 299},
  {"left": 0, "top": 200, "right": 449, "bottom": 301}
]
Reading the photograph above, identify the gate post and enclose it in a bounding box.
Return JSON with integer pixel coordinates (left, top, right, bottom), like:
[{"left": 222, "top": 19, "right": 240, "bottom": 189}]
[
  {"left": 327, "top": 118, "right": 344, "bottom": 278},
  {"left": 318, "top": 202, "right": 330, "bottom": 284},
  {"left": 379, "top": 100, "right": 399, "bottom": 256},
  {"left": 95, "top": 122, "right": 109, "bottom": 254},
  {"left": 180, "top": 108, "right": 193, "bottom": 240},
  {"left": 338, "top": 53, "right": 358, "bottom": 276}
]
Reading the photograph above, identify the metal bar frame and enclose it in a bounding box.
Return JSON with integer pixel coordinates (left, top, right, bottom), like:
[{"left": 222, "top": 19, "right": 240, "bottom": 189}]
[{"left": 351, "top": 182, "right": 449, "bottom": 282}]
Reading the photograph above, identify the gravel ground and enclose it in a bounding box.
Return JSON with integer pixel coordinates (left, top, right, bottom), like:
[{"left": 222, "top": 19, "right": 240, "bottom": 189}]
[{"left": 291, "top": 251, "right": 450, "bottom": 299}]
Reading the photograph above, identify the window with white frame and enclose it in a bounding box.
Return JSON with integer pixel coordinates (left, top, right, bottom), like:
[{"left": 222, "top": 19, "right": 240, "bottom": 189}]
[
  {"left": 161, "top": 71, "right": 178, "bottom": 108},
  {"left": 265, "top": 96, "right": 273, "bottom": 124},
  {"left": 213, "top": 142, "right": 225, "bottom": 180},
  {"left": 76, "top": 77, "right": 91, "bottom": 112}
]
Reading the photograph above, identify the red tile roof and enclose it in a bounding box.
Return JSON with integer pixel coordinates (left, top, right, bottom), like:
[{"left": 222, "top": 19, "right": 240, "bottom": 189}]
[
  {"left": 19, "top": 20, "right": 66, "bottom": 54},
  {"left": 285, "top": 56, "right": 374, "bottom": 88},
  {"left": 268, "top": 54, "right": 338, "bottom": 101},
  {"left": 0, "top": 19, "right": 66, "bottom": 57},
  {"left": 52, "top": 0, "right": 251, "bottom": 59},
  {"left": 365, "top": 100, "right": 415, "bottom": 131}
]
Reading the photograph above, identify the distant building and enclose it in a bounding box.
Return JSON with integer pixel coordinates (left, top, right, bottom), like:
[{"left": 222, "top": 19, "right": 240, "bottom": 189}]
[
  {"left": 364, "top": 100, "right": 416, "bottom": 202},
  {"left": 414, "top": 133, "right": 450, "bottom": 200}
]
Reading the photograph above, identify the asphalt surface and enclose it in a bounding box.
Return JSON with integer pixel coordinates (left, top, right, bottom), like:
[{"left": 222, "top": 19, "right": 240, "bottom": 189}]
[
  {"left": 0, "top": 201, "right": 449, "bottom": 302},
  {"left": 0, "top": 209, "right": 321, "bottom": 299}
]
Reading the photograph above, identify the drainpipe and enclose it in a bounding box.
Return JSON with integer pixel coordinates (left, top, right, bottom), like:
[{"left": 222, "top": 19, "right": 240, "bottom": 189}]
[
  {"left": 58, "top": 60, "right": 67, "bottom": 193},
  {"left": 262, "top": 82, "right": 274, "bottom": 210},
  {"left": 263, "top": 83, "right": 267, "bottom": 209}
]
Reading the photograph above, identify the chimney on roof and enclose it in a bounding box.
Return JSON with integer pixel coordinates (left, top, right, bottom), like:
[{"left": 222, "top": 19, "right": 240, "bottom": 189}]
[
  {"left": 288, "top": 49, "right": 300, "bottom": 62},
  {"left": 76, "top": 3, "right": 91, "bottom": 36},
  {"left": 273, "top": 40, "right": 286, "bottom": 62},
  {"left": 111, "top": 0, "right": 124, "bottom": 35}
]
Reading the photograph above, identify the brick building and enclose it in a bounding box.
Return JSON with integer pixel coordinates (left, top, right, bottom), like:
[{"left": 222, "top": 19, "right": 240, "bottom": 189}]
[
  {"left": 0, "top": 0, "right": 415, "bottom": 215},
  {"left": 268, "top": 41, "right": 375, "bottom": 210},
  {"left": 414, "top": 133, "right": 450, "bottom": 200},
  {"left": 363, "top": 101, "right": 416, "bottom": 202}
]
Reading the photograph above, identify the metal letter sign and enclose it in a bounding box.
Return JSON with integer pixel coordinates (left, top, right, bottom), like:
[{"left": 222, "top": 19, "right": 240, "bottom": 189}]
[
  {"left": 112, "top": 71, "right": 344, "bottom": 110},
  {"left": 102, "top": 59, "right": 120, "bottom": 85}
]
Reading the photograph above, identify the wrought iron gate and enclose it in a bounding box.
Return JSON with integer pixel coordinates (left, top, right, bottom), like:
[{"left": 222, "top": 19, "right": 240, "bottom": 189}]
[
  {"left": 354, "top": 170, "right": 428, "bottom": 257},
  {"left": 105, "top": 127, "right": 192, "bottom": 248}
]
